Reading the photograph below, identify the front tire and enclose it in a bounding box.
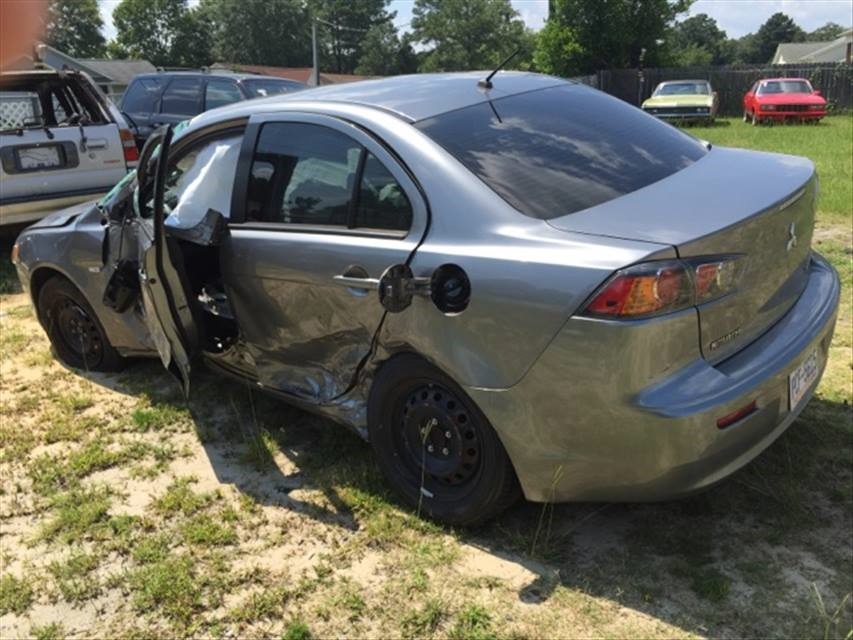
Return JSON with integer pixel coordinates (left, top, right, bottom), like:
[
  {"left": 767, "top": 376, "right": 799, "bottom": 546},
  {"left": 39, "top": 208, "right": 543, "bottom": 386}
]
[
  {"left": 37, "top": 277, "right": 123, "bottom": 371},
  {"left": 367, "top": 354, "right": 520, "bottom": 526},
  {"left": 751, "top": 112, "right": 760, "bottom": 126}
]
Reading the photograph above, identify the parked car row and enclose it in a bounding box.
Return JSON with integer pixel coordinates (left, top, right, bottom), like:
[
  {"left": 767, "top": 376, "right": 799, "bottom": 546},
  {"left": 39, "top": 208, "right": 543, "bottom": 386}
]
[
  {"left": 11, "top": 72, "right": 840, "bottom": 525},
  {"left": 119, "top": 70, "right": 305, "bottom": 147},
  {"left": 641, "top": 77, "right": 827, "bottom": 126},
  {"left": 1, "top": 67, "right": 305, "bottom": 227}
]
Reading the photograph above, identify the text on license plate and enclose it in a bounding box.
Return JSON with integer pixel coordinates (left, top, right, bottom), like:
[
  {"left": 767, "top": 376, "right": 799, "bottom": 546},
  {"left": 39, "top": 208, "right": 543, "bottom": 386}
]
[{"left": 789, "top": 348, "right": 819, "bottom": 410}]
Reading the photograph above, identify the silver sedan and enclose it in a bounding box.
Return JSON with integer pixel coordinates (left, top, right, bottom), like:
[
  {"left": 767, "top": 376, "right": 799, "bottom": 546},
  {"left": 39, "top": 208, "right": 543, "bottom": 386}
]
[{"left": 12, "top": 72, "right": 840, "bottom": 525}]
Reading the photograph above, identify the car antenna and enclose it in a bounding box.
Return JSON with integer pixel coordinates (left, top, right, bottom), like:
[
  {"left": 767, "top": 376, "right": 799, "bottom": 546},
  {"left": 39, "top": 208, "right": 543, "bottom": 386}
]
[{"left": 478, "top": 48, "right": 520, "bottom": 90}]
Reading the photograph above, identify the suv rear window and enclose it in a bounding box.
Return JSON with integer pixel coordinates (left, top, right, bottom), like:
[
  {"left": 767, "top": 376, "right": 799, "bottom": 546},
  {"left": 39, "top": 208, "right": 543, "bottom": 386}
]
[
  {"left": 415, "top": 84, "right": 707, "bottom": 219},
  {"left": 121, "top": 77, "right": 163, "bottom": 113},
  {"left": 161, "top": 77, "right": 202, "bottom": 116}
]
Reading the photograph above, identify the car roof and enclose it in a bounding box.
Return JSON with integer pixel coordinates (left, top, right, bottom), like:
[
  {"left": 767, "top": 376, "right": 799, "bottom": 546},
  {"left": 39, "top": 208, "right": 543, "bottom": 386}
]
[
  {"left": 133, "top": 70, "right": 304, "bottom": 83},
  {"left": 189, "top": 71, "right": 571, "bottom": 124},
  {"left": 659, "top": 79, "right": 710, "bottom": 84},
  {"left": 758, "top": 77, "right": 810, "bottom": 82}
]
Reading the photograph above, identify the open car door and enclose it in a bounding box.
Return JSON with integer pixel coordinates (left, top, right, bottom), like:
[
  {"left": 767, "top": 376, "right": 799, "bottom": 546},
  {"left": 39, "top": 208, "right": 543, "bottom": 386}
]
[{"left": 135, "top": 125, "right": 199, "bottom": 396}]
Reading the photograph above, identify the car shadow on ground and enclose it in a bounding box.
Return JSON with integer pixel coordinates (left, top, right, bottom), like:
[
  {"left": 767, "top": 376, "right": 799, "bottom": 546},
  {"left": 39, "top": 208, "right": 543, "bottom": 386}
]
[{"left": 71, "top": 354, "right": 853, "bottom": 637}]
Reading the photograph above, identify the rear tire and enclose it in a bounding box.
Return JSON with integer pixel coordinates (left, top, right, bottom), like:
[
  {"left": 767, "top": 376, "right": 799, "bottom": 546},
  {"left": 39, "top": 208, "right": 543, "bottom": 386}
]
[
  {"left": 37, "top": 277, "right": 124, "bottom": 372},
  {"left": 367, "top": 354, "right": 520, "bottom": 526}
]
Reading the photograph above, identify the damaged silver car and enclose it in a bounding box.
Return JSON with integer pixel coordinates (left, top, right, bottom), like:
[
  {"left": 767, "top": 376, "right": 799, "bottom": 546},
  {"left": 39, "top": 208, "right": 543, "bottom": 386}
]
[{"left": 12, "top": 72, "right": 840, "bottom": 525}]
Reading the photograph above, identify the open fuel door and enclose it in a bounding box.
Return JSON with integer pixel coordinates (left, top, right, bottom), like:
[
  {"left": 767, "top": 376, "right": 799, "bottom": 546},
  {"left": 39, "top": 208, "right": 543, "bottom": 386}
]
[{"left": 135, "top": 126, "right": 199, "bottom": 396}]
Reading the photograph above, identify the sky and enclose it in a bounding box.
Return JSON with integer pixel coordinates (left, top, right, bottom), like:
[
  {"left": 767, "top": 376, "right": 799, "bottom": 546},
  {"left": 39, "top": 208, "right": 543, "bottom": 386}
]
[{"left": 97, "top": 0, "right": 853, "bottom": 41}]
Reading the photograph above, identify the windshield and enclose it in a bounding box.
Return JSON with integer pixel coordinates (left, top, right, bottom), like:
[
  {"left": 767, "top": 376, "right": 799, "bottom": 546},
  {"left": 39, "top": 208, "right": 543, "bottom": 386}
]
[
  {"left": 416, "top": 84, "right": 707, "bottom": 219},
  {"left": 758, "top": 80, "right": 812, "bottom": 95},
  {"left": 654, "top": 82, "right": 710, "bottom": 96},
  {"left": 242, "top": 78, "right": 305, "bottom": 98}
]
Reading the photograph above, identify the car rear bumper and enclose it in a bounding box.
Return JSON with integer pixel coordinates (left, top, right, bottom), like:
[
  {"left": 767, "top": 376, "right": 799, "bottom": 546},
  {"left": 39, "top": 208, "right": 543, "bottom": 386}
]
[{"left": 468, "top": 252, "right": 840, "bottom": 503}]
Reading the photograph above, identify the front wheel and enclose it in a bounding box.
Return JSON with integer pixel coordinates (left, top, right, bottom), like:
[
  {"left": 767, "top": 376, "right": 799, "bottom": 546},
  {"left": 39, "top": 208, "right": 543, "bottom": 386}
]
[
  {"left": 742, "top": 110, "right": 750, "bottom": 123},
  {"left": 37, "top": 277, "right": 124, "bottom": 371},
  {"left": 751, "top": 112, "right": 760, "bottom": 126},
  {"left": 367, "top": 355, "right": 520, "bottom": 526}
]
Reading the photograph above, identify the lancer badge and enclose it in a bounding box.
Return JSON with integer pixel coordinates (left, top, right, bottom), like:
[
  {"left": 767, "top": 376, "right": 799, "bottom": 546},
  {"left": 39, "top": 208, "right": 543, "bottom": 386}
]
[{"left": 786, "top": 222, "right": 798, "bottom": 252}]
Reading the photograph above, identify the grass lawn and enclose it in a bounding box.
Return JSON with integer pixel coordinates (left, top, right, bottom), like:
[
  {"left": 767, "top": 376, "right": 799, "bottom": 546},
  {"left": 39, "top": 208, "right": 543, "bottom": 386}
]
[{"left": 0, "top": 115, "right": 851, "bottom": 639}]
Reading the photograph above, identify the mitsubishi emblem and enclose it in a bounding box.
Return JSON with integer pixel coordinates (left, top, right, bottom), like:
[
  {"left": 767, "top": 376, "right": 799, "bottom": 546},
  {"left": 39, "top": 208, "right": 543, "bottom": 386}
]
[{"left": 786, "top": 222, "right": 797, "bottom": 252}]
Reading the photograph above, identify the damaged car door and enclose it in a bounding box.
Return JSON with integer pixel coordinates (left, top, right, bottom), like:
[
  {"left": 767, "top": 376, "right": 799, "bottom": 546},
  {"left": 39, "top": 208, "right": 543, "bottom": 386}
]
[{"left": 223, "top": 114, "right": 429, "bottom": 403}]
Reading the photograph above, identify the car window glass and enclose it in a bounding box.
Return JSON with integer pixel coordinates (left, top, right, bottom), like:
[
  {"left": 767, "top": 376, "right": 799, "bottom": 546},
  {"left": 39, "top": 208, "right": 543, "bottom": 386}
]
[
  {"left": 416, "top": 84, "right": 707, "bottom": 219},
  {"left": 242, "top": 79, "right": 305, "bottom": 97},
  {"left": 161, "top": 77, "right": 202, "bottom": 116},
  {"left": 122, "top": 77, "right": 163, "bottom": 113},
  {"left": 162, "top": 135, "right": 243, "bottom": 228},
  {"left": 0, "top": 90, "right": 43, "bottom": 129},
  {"left": 205, "top": 79, "right": 243, "bottom": 110},
  {"left": 246, "top": 122, "right": 361, "bottom": 226},
  {"left": 356, "top": 153, "right": 412, "bottom": 231}
]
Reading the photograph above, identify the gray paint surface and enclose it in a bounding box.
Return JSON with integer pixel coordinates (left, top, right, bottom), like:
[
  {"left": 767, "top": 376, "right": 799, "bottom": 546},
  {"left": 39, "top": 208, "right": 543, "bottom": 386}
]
[{"left": 14, "top": 72, "right": 841, "bottom": 503}]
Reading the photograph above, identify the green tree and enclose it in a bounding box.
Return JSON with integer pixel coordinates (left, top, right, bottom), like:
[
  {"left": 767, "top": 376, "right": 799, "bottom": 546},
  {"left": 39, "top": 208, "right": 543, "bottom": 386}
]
[
  {"left": 807, "top": 22, "right": 845, "bottom": 42},
  {"left": 533, "top": 21, "right": 581, "bottom": 76},
  {"left": 537, "top": 0, "right": 693, "bottom": 75},
  {"left": 411, "top": 0, "right": 532, "bottom": 72},
  {"left": 670, "top": 13, "right": 729, "bottom": 65},
  {"left": 112, "top": 0, "right": 211, "bottom": 67},
  {"left": 201, "top": 0, "right": 311, "bottom": 68},
  {"left": 45, "top": 0, "right": 106, "bottom": 58},
  {"left": 355, "top": 22, "right": 418, "bottom": 76},
  {"left": 753, "top": 12, "right": 805, "bottom": 63},
  {"left": 309, "top": 0, "right": 394, "bottom": 74}
]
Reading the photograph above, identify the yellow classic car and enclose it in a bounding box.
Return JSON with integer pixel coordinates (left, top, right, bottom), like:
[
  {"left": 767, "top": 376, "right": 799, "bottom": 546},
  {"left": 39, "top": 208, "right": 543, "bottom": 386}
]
[{"left": 642, "top": 80, "right": 718, "bottom": 124}]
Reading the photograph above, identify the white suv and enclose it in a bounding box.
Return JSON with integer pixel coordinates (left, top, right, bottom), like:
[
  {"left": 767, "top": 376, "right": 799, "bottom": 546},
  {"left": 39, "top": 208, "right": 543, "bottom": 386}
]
[{"left": 0, "top": 69, "right": 138, "bottom": 226}]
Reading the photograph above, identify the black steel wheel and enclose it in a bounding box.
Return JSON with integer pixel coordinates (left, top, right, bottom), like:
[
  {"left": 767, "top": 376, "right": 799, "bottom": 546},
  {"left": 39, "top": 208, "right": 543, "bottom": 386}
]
[
  {"left": 38, "top": 277, "right": 123, "bottom": 371},
  {"left": 368, "top": 354, "right": 520, "bottom": 526}
]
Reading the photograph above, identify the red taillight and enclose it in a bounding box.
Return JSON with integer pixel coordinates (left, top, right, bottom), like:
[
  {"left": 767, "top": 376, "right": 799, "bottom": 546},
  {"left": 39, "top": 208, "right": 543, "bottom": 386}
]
[
  {"left": 717, "top": 400, "right": 757, "bottom": 429},
  {"left": 582, "top": 257, "right": 742, "bottom": 319},
  {"left": 120, "top": 128, "right": 139, "bottom": 164},
  {"left": 584, "top": 260, "right": 693, "bottom": 318}
]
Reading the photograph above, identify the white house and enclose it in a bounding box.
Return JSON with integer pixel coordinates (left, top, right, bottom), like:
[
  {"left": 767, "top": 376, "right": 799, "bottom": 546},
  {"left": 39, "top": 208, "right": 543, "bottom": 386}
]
[{"left": 772, "top": 28, "right": 853, "bottom": 64}]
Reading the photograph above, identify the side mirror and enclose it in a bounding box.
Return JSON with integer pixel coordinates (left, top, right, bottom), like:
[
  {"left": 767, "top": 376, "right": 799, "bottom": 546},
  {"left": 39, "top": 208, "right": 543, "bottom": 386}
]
[{"left": 813, "top": 89, "right": 822, "bottom": 96}]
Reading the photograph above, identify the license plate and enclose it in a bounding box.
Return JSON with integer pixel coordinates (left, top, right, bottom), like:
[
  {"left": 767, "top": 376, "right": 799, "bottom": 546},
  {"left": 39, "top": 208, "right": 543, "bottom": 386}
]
[
  {"left": 789, "top": 348, "right": 819, "bottom": 410},
  {"left": 16, "top": 145, "right": 62, "bottom": 170}
]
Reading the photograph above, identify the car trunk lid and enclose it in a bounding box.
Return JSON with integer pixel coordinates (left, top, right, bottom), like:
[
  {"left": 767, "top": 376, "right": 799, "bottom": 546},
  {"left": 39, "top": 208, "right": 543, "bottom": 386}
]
[{"left": 549, "top": 146, "right": 816, "bottom": 362}]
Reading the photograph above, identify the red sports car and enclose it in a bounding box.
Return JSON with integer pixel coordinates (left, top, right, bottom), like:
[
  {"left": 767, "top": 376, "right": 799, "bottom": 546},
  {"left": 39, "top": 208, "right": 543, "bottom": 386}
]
[{"left": 743, "top": 78, "right": 827, "bottom": 125}]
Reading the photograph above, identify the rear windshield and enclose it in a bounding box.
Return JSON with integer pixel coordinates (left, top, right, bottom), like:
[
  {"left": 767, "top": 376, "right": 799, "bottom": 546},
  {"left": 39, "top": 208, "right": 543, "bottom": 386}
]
[
  {"left": 655, "top": 82, "right": 710, "bottom": 95},
  {"left": 242, "top": 78, "right": 305, "bottom": 98},
  {"left": 758, "top": 80, "right": 812, "bottom": 95},
  {"left": 415, "top": 84, "right": 707, "bottom": 219}
]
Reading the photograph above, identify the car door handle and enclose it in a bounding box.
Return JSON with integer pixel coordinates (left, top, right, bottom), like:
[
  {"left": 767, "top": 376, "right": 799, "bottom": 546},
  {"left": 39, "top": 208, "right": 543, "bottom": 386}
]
[
  {"left": 86, "top": 138, "right": 108, "bottom": 149},
  {"left": 332, "top": 275, "right": 379, "bottom": 290}
]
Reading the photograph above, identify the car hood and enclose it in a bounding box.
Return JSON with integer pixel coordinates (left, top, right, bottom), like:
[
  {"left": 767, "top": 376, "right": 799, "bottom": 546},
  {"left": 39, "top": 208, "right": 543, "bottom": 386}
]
[
  {"left": 25, "top": 200, "right": 97, "bottom": 230},
  {"left": 643, "top": 95, "right": 713, "bottom": 108},
  {"left": 758, "top": 93, "right": 825, "bottom": 105},
  {"left": 546, "top": 145, "right": 814, "bottom": 246}
]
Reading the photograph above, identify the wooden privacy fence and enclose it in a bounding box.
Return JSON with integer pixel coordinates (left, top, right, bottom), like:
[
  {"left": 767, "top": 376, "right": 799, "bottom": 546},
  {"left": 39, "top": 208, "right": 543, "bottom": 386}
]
[{"left": 578, "top": 63, "right": 853, "bottom": 116}]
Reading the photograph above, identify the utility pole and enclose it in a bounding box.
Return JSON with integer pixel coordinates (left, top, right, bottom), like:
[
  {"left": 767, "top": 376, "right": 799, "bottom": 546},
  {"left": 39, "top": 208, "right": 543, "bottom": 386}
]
[{"left": 311, "top": 20, "right": 320, "bottom": 87}]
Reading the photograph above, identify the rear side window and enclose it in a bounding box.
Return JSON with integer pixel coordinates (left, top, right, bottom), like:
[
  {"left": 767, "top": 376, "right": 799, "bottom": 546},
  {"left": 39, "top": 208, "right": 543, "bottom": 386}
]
[
  {"left": 242, "top": 79, "right": 305, "bottom": 97},
  {"left": 161, "top": 77, "right": 202, "bottom": 116},
  {"left": 247, "top": 123, "right": 359, "bottom": 226},
  {"left": 416, "top": 84, "right": 707, "bottom": 219},
  {"left": 121, "top": 77, "right": 163, "bottom": 113},
  {"left": 0, "top": 90, "right": 42, "bottom": 129},
  {"left": 205, "top": 79, "right": 243, "bottom": 110},
  {"left": 246, "top": 122, "right": 411, "bottom": 231}
]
